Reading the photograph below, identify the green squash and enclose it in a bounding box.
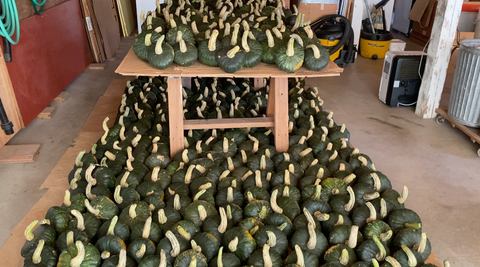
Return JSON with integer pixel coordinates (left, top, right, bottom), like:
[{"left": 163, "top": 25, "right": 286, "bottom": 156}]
[
  {"left": 130, "top": 217, "right": 162, "bottom": 243},
  {"left": 304, "top": 43, "right": 330, "bottom": 71},
  {"left": 301, "top": 185, "right": 330, "bottom": 203},
  {"left": 328, "top": 225, "right": 363, "bottom": 247},
  {"left": 198, "top": 29, "right": 223, "bottom": 67},
  {"left": 244, "top": 187, "right": 270, "bottom": 203},
  {"left": 388, "top": 209, "right": 422, "bottom": 233},
  {"left": 192, "top": 232, "right": 220, "bottom": 262},
  {"left": 148, "top": 35, "right": 175, "bottom": 69},
  {"left": 134, "top": 32, "right": 154, "bottom": 61},
  {"left": 246, "top": 154, "right": 275, "bottom": 172},
  {"left": 241, "top": 30, "right": 263, "bottom": 68},
  {"left": 174, "top": 249, "right": 208, "bottom": 267},
  {"left": 102, "top": 249, "right": 137, "bottom": 267},
  {"left": 275, "top": 37, "right": 304, "bottom": 72},
  {"left": 209, "top": 246, "right": 241, "bottom": 267},
  {"left": 68, "top": 210, "right": 101, "bottom": 240},
  {"left": 242, "top": 170, "right": 271, "bottom": 192},
  {"left": 23, "top": 240, "right": 57, "bottom": 267},
  {"left": 285, "top": 245, "right": 319, "bottom": 267},
  {"left": 356, "top": 236, "right": 389, "bottom": 262},
  {"left": 353, "top": 183, "right": 380, "bottom": 207},
  {"left": 96, "top": 235, "right": 126, "bottom": 260},
  {"left": 393, "top": 228, "right": 432, "bottom": 262},
  {"left": 174, "top": 38, "right": 198, "bottom": 67},
  {"left": 270, "top": 189, "right": 301, "bottom": 221},
  {"left": 352, "top": 202, "right": 379, "bottom": 229},
  {"left": 154, "top": 207, "right": 182, "bottom": 232},
  {"left": 328, "top": 187, "right": 356, "bottom": 218},
  {"left": 261, "top": 29, "right": 278, "bottom": 64},
  {"left": 356, "top": 171, "right": 392, "bottom": 193},
  {"left": 189, "top": 177, "right": 217, "bottom": 197},
  {"left": 85, "top": 196, "right": 119, "bottom": 220},
  {"left": 136, "top": 180, "right": 164, "bottom": 199},
  {"left": 145, "top": 151, "right": 171, "bottom": 170},
  {"left": 21, "top": 220, "right": 56, "bottom": 257},
  {"left": 172, "top": 220, "right": 200, "bottom": 241},
  {"left": 290, "top": 215, "right": 328, "bottom": 257},
  {"left": 137, "top": 250, "right": 172, "bottom": 267},
  {"left": 393, "top": 245, "right": 425, "bottom": 267},
  {"left": 113, "top": 185, "right": 141, "bottom": 210},
  {"left": 184, "top": 201, "right": 218, "bottom": 227},
  {"left": 127, "top": 238, "right": 156, "bottom": 264},
  {"left": 363, "top": 221, "right": 393, "bottom": 243},
  {"left": 90, "top": 165, "right": 116, "bottom": 190},
  {"left": 57, "top": 241, "right": 101, "bottom": 267},
  {"left": 216, "top": 45, "right": 244, "bottom": 73},
  {"left": 56, "top": 229, "right": 90, "bottom": 253},
  {"left": 166, "top": 18, "right": 195, "bottom": 45},
  {"left": 166, "top": 193, "right": 192, "bottom": 216},
  {"left": 45, "top": 206, "right": 70, "bottom": 234},
  {"left": 221, "top": 227, "right": 257, "bottom": 263},
  {"left": 157, "top": 231, "right": 190, "bottom": 263},
  {"left": 216, "top": 186, "right": 244, "bottom": 207},
  {"left": 381, "top": 187, "right": 408, "bottom": 210},
  {"left": 97, "top": 216, "right": 130, "bottom": 242},
  {"left": 238, "top": 217, "right": 264, "bottom": 236},
  {"left": 254, "top": 225, "right": 288, "bottom": 256},
  {"left": 244, "top": 200, "right": 272, "bottom": 221},
  {"left": 264, "top": 213, "right": 294, "bottom": 237},
  {"left": 324, "top": 244, "right": 357, "bottom": 266},
  {"left": 119, "top": 202, "right": 152, "bottom": 229},
  {"left": 247, "top": 244, "right": 282, "bottom": 267},
  {"left": 321, "top": 178, "right": 348, "bottom": 200}
]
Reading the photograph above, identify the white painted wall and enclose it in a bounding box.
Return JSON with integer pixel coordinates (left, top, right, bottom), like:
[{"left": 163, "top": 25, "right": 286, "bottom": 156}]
[{"left": 136, "top": 0, "right": 159, "bottom": 34}]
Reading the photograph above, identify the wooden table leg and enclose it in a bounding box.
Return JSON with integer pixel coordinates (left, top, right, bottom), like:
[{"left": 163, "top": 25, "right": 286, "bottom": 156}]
[
  {"left": 272, "top": 77, "right": 289, "bottom": 152},
  {"left": 266, "top": 83, "right": 275, "bottom": 118},
  {"left": 167, "top": 77, "right": 184, "bottom": 158}
]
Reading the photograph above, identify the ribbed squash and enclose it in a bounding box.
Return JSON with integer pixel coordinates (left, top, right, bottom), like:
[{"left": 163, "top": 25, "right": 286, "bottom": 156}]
[
  {"left": 148, "top": 35, "right": 174, "bottom": 69},
  {"left": 304, "top": 43, "right": 330, "bottom": 71},
  {"left": 198, "top": 29, "right": 223, "bottom": 67},
  {"left": 275, "top": 37, "right": 304, "bottom": 72}
]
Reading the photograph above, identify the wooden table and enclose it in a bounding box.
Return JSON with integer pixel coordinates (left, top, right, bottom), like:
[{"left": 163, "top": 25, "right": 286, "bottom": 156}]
[{"left": 116, "top": 47, "right": 343, "bottom": 157}]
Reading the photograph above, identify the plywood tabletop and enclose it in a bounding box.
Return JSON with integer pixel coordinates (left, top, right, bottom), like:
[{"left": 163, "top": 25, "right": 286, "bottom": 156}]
[{"left": 115, "top": 47, "right": 344, "bottom": 78}]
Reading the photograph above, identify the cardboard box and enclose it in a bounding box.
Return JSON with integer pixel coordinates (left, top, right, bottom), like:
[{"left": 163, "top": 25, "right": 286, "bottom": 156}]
[
  {"left": 389, "top": 39, "right": 407, "bottom": 51},
  {"left": 409, "top": 0, "right": 437, "bottom": 46},
  {"left": 299, "top": 3, "right": 338, "bottom": 23}
]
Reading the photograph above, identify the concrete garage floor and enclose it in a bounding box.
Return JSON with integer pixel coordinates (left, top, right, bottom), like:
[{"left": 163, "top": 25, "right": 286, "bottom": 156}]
[{"left": 1, "top": 37, "right": 479, "bottom": 266}]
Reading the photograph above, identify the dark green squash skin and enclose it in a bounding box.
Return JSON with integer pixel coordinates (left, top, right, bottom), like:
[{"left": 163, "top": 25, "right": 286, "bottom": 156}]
[
  {"left": 97, "top": 218, "right": 131, "bottom": 242},
  {"left": 290, "top": 227, "right": 329, "bottom": 257},
  {"left": 244, "top": 187, "right": 270, "bottom": 202},
  {"left": 166, "top": 25, "right": 195, "bottom": 45},
  {"left": 184, "top": 201, "right": 219, "bottom": 227},
  {"left": 154, "top": 207, "right": 182, "bottom": 233},
  {"left": 192, "top": 232, "right": 220, "bottom": 262},
  {"left": 198, "top": 39, "right": 223, "bottom": 67},
  {"left": 156, "top": 233, "right": 190, "bottom": 264},
  {"left": 95, "top": 235, "right": 127, "bottom": 259},
  {"left": 356, "top": 239, "right": 390, "bottom": 262},
  {"left": 242, "top": 39, "right": 263, "bottom": 68},
  {"left": 275, "top": 39, "right": 304, "bottom": 73},
  {"left": 388, "top": 209, "right": 422, "bottom": 233},
  {"left": 393, "top": 228, "right": 432, "bottom": 261},
  {"left": 264, "top": 213, "right": 294, "bottom": 237},
  {"left": 21, "top": 223, "right": 57, "bottom": 257},
  {"left": 127, "top": 238, "right": 156, "bottom": 264},
  {"left": 45, "top": 206, "right": 70, "bottom": 234},
  {"left": 244, "top": 200, "right": 272, "bottom": 221},
  {"left": 55, "top": 229, "right": 90, "bottom": 253},
  {"left": 23, "top": 244, "right": 58, "bottom": 267},
  {"left": 216, "top": 46, "right": 245, "bottom": 73},
  {"left": 209, "top": 251, "right": 241, "bottom": 267},
  {"left": 285, "top": 248, "right": 319, "bottom": 267},
  {"left": 119, "top": 201, "right": 152, "bottom": 230},
  {"left": 221, "top": 227, "right": 257, "bottom": 263},
  {"left": 174, "top": 42, "right": 198, "bottom": 67},
  {"left": 133, "top": 32, "right": 152, "bottom": 61},
  {"left": 324, "top": 244, "right": 357, "bottom": 266},
  {"left": 89, "top": 196, "right": 119, "bottom": 220},
  {"left": 92, "top": 167, "right": 116, "bottom": 190},
  {"left": 147, "top": 42, "right": 175, "bottom": 70},
  {"left": 57, "top": 242, "right": 101, "bottom": 267},
  {"left": 304, "top": 43, "right": 330, "bottom": 71},
  {"left": 101, "top": 254, "right": 137, "bottom": 267},
  {"left": 68, "top": 213, "right": 101, "bottom": 240},
  {"left": 254, "top": 225, "right": 288, "bottom": 256},
  {"left": 246, "top": 247, "right": 283, "bottom": 267},
  {"left": 130, "top": 220, "right": 162, "bottom": 243},
  {"left": 115, "top": 186, "right": 141, "bottom": 210},
  {"left": 174, "top": 249, "right": 208, "bottom": 267},
  {"left": 328, "top": 224, "right": 364, "bottom": 246}
]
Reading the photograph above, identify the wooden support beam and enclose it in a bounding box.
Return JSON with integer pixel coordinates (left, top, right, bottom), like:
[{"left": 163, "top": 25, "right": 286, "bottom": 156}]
[
  {"left": 37, "top": 107, "right": 56, "bottom": 119},
  {"left": 415, "top": 0, "right": 463, "bottom": 119},
  {"left": 54, "top": 92, "right": 71, "bottom": 103},
  {"left": 167, "top": 77, "right": 184, "bottom": 158},
  {"left": 272, "top": 77, "right": 289, "bottom": 152},
  {"left": 0, "top": 144, "right": 41, "bottom": 164},
  {"left": 184, "top": 117, "right": 274, "bottom": 130}
]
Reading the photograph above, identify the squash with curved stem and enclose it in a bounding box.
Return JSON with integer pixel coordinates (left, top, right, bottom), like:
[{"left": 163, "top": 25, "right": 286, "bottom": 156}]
[
  {"left": 285, "top": 245, "right": 319, "bottom": 267},
  {"left": 134, "top": 32, "right": 154, "bottom": 61},
  {"left": 137, "top": 249, "right": 172, "bottom": 267},
  {"left": 216, "top": 45, "right": 245, "bottom": 73},
  {"left": 393, "top": 228, "right": 432, "bottom": 262},
  {"left": 21, "top": 219, "right": 56, "bottom": 257},
  {"left": 254, "top": 225, "right": 288, "bottom": 256},
  {"left": 243, "top": 171, "right": 271, "bottom": 192},
  {"left": 381, "top": 187, "right": 408, "bottom": 210},
  {"left": 57, "top": 241, "right": 101, "bottom": 267},
  {"left": 241, "top": 30, "right": 263, "bottom": 68},
  {"left": 130, "top": 216, "right": 162, "bottom": 243},
  {"left": 23, "top": 240, "right": 58, "bottom": 267},
  {"left": 261, "top": 29, "right": 278, "bottom": 64},
  {"left": 304, "top": 43, "right": 330, "bottom": 71},
  {"left": 209, "top": 246, "right": 241, "bottom": 267},
  {"left": 148, "top": 35, "right": 174, "bottom": 69},
  {"left": 85, "top": 196, "right": 119, "bottom": 220},
  {"left": 55, "top": 229, "right": 89, "bottom": 253},
  {"left": 174, "top": 35, "right": 198, "bottom": 66},
  {"left": 221, "top": 227, "right": 257, "bottom": 263},
  {"left": 328, "top": 225, "right": 363, "bottom": 247},
  {"left": 127, "top": 238, "right": 157, "bottom": 264},
  {"left": 198, "top": 29, "right": 223, "bottom": 67},
  {"left": 290, "top": 208, "right": 328, "bottom": 257},
  {"left": 275, "top": 37, "right": 304, "bottom": 72},
  {"left": 324, "top": 244, "right": 357, "bottom": 266},
  {"left": 95, "top": 234, "right": 126, "bottom": 260},
  {"left": 270, "top": 189, "right": 301, "bottom": 221},
  {"left": 157, "top": 231, "right": 190, "bottom": 263},
  {"left": 356, "top": 235, "right": 389, "bottom": 262},
  {"left": 166, "top": 18, "right": 195, "bottom": 45},
  {"left": 174, "top": 248, "right": 208, "bottom": 267},
  {"left": 388, "top": 209, "right": 422, "bottom": 233},
  {"left": 62, "top": 190, "right": 87, "bottom": 213},
  {"left": 393, "top": 244, "right": 424, "bottom": 267},
  {"left": 363, "top": 221, "right": 393, "bottom": 243},
  {"left": 244, "top": 200, "right": 272, "bottom": 221},
  {"left": 353, "top": 183, "right": 381, "bottom": 207},
  {"left": 247, "top": 244, "right": 282, "bottom": 267},
  {"left": 119, "top": 202, "right": 152, "bottom": 229},
  {"left": 192, "top": 232, "right": 220, "bottom": 261},
  {"left": 244, "top": 187, "right": 270, "bottom": 203},
  {"left": 68, "top": 210, "right": 101, "bottom": 240},
  {"left": 171, "top": 220, "right": 200, "bottom": 241},
  {"left": 154, "top": 207, "right": 182, "bottom": 233},
  {"left": 101, "top": 249, "right": 137, "bottom": 267},
  {"left": 216, "top": 186, "right": 244, "bottom": 207},
  {"left": 184, "top": 201, "right": 219, "bottom": 227}
]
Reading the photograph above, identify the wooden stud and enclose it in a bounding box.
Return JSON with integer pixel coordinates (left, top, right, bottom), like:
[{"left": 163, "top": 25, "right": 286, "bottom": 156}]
[
  {"left": 266, "top": 84, "right": 275, "bottom": 118},
  {"left": 415, "top": 0, "right": 463, "bottom": 118},
  {"left": 88, "top": 63, "right": 107, "bottom": 70},
  {"left": 53, "top": 92, "right": 71, "bottom": 103},
  {"left": 167, "top": 77, "right": 184, "bottom": 158},
  {"left": 0, "top": 144, "right": 41, "bottom": 164},
  {"left": 272, "top": 77, "right": 289, "bottom": 152},
  {"left": 184, "top": 117, "right": 274, "bottom": 130},
  {"left": 37, "top": 107, "right": 57, "bottom": 119}
]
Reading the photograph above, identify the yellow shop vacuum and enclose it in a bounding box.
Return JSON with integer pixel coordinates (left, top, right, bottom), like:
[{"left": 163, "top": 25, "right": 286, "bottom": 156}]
[
  {"left": 360, "top": 31, "right": 393, "bottom": 59},
  {"left": 311, "top": 15, "right": 356, "bottom": 67}
]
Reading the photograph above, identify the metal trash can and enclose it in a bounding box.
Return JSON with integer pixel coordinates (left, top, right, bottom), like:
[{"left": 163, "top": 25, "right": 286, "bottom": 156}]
[{"left": 448, "top": 39, "right": 480, "bottom": 127}]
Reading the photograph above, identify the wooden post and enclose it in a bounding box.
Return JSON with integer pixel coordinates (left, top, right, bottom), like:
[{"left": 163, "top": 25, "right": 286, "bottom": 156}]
[
  {"left": 167, "top": 77, "right": 184, "bottom": 158},
  {"left": 415, "top": 0, "right": 463, "bottom": 119},
  {"left": 266, "top": 84, "right": 275, "bottom": 118},
  {"left": 272, "top": 77, "right": 289, "bottom": 153}
]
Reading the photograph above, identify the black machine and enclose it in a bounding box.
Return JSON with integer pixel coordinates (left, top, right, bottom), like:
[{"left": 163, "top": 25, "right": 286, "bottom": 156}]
[{"left": 311, "top": 15, "right": 356, "bottom": 67}]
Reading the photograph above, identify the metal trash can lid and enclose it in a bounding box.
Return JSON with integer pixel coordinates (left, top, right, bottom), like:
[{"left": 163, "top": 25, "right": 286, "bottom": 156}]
[{"left": 460, "top": 39, "right": 480, "bottom": 51}]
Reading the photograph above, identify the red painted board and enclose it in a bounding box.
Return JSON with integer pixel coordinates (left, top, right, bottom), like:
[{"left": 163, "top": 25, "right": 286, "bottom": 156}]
[{"left": 5, "top": 0, "right": 91, "bottom": 126}]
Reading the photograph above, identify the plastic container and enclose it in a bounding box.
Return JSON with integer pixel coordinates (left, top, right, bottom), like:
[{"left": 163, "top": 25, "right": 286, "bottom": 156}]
[{"left": 359, "top": 31, "right": 393, "bottom": 59}]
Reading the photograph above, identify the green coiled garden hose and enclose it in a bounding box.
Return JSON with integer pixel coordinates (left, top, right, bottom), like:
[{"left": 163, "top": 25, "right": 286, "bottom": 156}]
[
  {"left": 0, "top": 0, "right": 20, "bottom": 44},
  {"left": 32, "top": 0, "right": 47, "bottom": 15}
]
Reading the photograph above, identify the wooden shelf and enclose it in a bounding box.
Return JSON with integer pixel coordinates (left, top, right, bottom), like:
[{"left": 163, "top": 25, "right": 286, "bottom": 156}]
[
  {"left": 184, "top": 117, "right": 274, "bottom": 130},
  {"left": 115, "top": 47, "right": 343, "bottom": 78}
]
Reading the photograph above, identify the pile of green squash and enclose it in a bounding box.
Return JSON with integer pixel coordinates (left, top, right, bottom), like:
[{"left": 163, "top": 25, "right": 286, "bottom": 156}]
[
  {"left": 133, "top": 0, "right": 331, "bottom": 73},
  {"left": 20, "top": 76, "right": 447, "bottom": 267}
]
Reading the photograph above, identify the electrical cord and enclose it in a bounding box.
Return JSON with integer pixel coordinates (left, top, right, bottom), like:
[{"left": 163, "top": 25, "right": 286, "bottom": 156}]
[
  {"left": 418, "top": 38, "right": 431, "bottom": 79},
  {"left": 0, "top": 0, "right": 20, "bottom": 44}
]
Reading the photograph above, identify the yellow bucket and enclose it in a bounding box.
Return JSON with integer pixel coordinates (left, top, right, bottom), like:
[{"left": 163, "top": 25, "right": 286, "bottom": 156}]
[
  {"left": 359, "top": 31, "right": 393, "bottom": 59},
  {"left": 319, "top": 38, "right": 344, "bottom": 62}
]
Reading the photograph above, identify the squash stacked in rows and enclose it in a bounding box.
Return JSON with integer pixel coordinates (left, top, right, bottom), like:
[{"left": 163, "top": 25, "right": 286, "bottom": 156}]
[
  {"left": 21, "top": 76, "right": 444, "bottom": 267},
  {"left": 133, "top": 0, "right": 331, "bottom": 73}
]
